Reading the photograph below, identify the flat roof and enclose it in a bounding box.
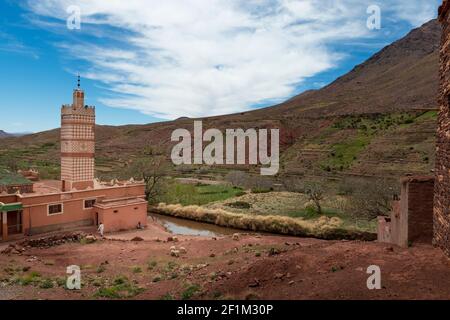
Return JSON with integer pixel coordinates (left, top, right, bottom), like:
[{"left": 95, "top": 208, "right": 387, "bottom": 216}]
[
  {"left": 94, "top": 197, "right": 147, "bottom": 209},
  {"left": 23, "top": 179, "right": 144, "bottom": 196}
]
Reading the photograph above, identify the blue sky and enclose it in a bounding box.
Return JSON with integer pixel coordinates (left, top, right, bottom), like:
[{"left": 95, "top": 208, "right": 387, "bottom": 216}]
[{"left": 0, "top": 0, "right": 441, "bottom": 133}]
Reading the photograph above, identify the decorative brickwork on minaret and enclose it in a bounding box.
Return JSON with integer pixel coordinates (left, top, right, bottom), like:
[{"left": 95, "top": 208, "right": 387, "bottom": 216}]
[
  {"left": 434, "top": 0, "right": 450, "bottom": 256},
  {"left": 60, "top": 78, "right": 95, "bottom": 191}
]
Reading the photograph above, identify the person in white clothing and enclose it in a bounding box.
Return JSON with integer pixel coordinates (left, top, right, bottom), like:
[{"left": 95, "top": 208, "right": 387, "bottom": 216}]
[{"left": 98, "top": 222, "right": 104, "bottom": 238}]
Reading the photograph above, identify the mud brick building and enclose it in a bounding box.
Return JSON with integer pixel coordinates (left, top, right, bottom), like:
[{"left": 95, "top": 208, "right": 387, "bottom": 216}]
[
  {"left": 378, "top": 176, "right": 434, "bottom": 247},
  {"left": 435, "top": 0, "right": 450, "bottom": 256},
  {"left": 0, "top": 78, "right": 148, "bottom": 241}
]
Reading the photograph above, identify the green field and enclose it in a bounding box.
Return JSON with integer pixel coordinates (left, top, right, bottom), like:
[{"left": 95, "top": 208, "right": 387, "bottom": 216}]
[{"left": 160, "top": 182, "right": 244, "bottom": 206}]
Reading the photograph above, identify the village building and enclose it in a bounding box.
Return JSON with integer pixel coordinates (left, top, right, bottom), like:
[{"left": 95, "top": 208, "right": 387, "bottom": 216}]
[
  {"left": 0, "top": 79, "right": 148, "bottom": 241},
  {"left": 377, "top": 0, "right": 450, "bottom": 257}
]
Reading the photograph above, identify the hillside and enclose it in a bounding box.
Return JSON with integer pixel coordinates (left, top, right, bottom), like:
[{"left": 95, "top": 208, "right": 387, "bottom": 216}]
[
  {"left": 0, "top": 130, "right": 12, "bottom": 138},
  {"left": 0, "top": 19, "right": 440, "bottom": 181}
]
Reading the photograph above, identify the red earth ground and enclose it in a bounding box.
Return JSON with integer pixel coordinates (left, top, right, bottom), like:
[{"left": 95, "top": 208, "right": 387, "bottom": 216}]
[{"left": 0, "top": 220, "right": 450, "bottom": 300}]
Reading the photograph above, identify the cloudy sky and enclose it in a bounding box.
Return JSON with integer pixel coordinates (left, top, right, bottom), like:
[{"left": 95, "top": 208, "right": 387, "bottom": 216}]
[{"left": 0, "top": 0, "right": 441, "bottom": 132}]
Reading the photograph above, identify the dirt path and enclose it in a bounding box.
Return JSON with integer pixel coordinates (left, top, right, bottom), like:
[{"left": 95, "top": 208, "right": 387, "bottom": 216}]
[{"left": 0, "top": 223, "right": 449, "bottom": 300}]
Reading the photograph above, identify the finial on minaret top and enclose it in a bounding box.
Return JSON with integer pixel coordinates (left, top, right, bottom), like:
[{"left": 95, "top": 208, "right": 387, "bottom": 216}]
[{"left": 73, "top": 74, "right": 84, "bottom": 109}]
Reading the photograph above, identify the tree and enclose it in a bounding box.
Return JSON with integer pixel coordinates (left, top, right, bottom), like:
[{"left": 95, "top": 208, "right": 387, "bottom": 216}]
[
  {"left": 349, "top": 178, "right": 397, "bottom": 221},
  {"left": 304, "top": 181, "right": 324, "bottom": 214},
  {"left": 284, "top": 177, "right": 326, "bottom": 215},
  {"left": 127, "top": 153, "right": 170, "bottom": 204}
]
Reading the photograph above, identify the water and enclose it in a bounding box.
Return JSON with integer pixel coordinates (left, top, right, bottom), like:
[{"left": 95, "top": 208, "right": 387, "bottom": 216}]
[{"left": 151, "top": 213, "right": 240, "bottom": 237}]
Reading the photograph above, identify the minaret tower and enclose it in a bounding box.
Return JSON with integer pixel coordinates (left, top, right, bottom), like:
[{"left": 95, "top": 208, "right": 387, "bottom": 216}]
[{"left": 60, "top": 76, "right": 95, "bottom": 191}]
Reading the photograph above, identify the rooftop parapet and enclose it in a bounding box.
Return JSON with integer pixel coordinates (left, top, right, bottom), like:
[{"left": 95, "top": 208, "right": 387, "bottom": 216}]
[{"left": 61, "top": 104, "right": 95, "bottom": 115}]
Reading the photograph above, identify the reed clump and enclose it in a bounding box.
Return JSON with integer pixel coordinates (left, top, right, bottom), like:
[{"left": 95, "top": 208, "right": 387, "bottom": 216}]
[{"left": 154, "top": 203, "right": 376, "bottom": 241}]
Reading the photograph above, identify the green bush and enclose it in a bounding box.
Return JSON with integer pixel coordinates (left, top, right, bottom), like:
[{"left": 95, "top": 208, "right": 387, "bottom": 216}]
[
  {"left": 39, "top": 279, "right": 54, "bottom": 289},
  {"left": 226, "top": 201, "right": 251, "bottom": 209},
  {"left": 251, "top": 188, "right": 272, "bottom": 194},
  {"left": 181, "top": 284, "right": 200, "bottom": 300}
]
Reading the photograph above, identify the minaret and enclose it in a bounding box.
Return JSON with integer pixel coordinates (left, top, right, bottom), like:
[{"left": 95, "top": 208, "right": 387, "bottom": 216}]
[{"left": 60, "top": 76, "right": 95, "bottom": 191}]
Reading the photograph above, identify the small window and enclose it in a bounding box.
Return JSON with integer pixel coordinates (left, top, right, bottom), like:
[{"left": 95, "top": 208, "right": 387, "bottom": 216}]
[
  {"left": 84, "top": 199, "right": 96, "bottom": 209},
  {"left": 114, "top": 210, "right": 118, "bottom": 213},
  {"left": 48, "top": 204, "right": 63, "bottom": 215}
]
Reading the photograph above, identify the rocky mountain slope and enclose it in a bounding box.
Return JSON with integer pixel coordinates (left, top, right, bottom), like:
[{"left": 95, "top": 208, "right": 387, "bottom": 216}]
[
  {"left": 0, "top": 130, "right": 12, "bottom": 138},
  {"left": 0, "top": 20, "right": 440, "bottom": 180}
]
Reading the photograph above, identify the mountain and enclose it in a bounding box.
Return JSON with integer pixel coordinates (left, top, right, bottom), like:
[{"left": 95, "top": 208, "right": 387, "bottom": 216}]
[
  {"left": 0, "top": 130, "right": 12, "bottom": 138},
  {"left": 0, "top": 19, "right": 440, "bottom": 180}
]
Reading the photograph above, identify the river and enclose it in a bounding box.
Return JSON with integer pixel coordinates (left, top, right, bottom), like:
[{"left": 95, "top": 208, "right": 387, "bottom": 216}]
[{"left": 150, "top": 213, "right": 243, "bottom": 237}]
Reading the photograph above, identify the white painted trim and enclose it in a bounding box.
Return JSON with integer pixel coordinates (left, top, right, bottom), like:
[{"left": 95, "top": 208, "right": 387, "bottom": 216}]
[{"left": 47, "top": 203, "right": 64, "bottom": 216}]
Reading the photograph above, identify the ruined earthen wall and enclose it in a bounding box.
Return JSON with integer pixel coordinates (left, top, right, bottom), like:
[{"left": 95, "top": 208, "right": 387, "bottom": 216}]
[
  {"left": 407, "top": 179, "right": 434, "bottom": 243},
  {"left": 435, "top": 0, "right": 450, "bottom": 256}
]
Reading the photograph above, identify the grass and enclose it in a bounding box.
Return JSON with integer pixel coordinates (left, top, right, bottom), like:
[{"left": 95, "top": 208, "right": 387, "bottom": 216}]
[
  {"left": 147, "top": 260, "right": 158, "bottom": 270},
  {"left": 14, "top": 271, "right": 42, "bottom": 286},
  {"left": 96, "top": 265, "right": 106, "bottom": 274},
  {"left": 160, "top": 182, "right": 244, "bottom": 206},
  {"left": 320, "top": 112, "right": 435, "bottom": 172},
  {"left": 160, "top": 293, "right": 175, "bottom": 300},
  {"left": 286, "top": 207, "right": 376, "bottom": 232},
  {"left": 132, "top": 266, "right": 142, "bottom": 274},
  {"left": 39, "top": 278, "right": 54, "bottom": 289},
  {"left": 181, "top": 284, "right": 200, "bottom": 300},
  {"left": 155, "top": 203, "right": 376, "bottom": 240},
  {"left": 0, "top": 143, "right": 60, "bottom": 179},
  {"left": 321, "top": 133, "right": 371, "bottom": 171},
  {"left": 94, "top": 276, "right": 144, "bottom": 299},
  {"left": 226, "top": 201, "right": 251, "bottom": 209}
]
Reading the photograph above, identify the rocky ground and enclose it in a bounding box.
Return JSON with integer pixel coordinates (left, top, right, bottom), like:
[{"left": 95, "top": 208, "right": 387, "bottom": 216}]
[{"left": 0, "top": 221, "right": 450, "bottom": 300}]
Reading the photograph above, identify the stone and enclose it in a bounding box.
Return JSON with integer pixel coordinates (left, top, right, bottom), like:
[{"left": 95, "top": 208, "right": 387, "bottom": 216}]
[
  {"left": 249, "top": 279, "right": 260, "bottom": 288},
  {"left": 232, "top": 233, "right": 240, "bottom": 241},
  {"left": 179, "top": 247, "right": 187, "bottom": 254},
  {"left": 170, "top": 250, "right": 180, "bottom": 257},
  {"left": 85, "top": 235, "right": 97, "bottom": 244},
  {"left": 434, "top": 4, "right": 450, "bottom": 257},
  {"left": 274, "top": 273, "right": 285, "bottom": 280}
]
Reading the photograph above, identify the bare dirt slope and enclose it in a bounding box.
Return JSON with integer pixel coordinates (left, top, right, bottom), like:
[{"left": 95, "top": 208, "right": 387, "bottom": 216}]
[{"left": 1, "top": 230, "right": 450, "bottom": 300}]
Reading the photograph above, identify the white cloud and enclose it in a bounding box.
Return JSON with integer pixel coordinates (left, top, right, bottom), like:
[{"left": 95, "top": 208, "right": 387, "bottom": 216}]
[{"left": 25, "top": 0, "right": 439, "bottom": 119}]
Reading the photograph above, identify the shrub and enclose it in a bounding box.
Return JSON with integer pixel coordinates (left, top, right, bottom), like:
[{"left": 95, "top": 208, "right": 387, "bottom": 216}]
[
  {"left": 226, "top": 201, "right": 251, "bottom": 209},
  {"left": 182, "top": 284, "right": 200, "bottom": 300},
  {"left": 348, "top": 178, "right": 398, "bottom": 220},
  {"left": 132, "top": 266, "right": 142, "bottom": 274},
  {"left": 251, "top": 188, "right": 272, "bottom": 194},
  {"left": 94, "top": 276, "right": 144, "bottom": 299},
  {"left": 97, "top": 265, "right": 106, "bottom": 273},
  {"left": 154, "top": 203, "right": 376, "bottom": 241},
  {"left": 39, "top": 278, "right": 54, "bottom": 289}
]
